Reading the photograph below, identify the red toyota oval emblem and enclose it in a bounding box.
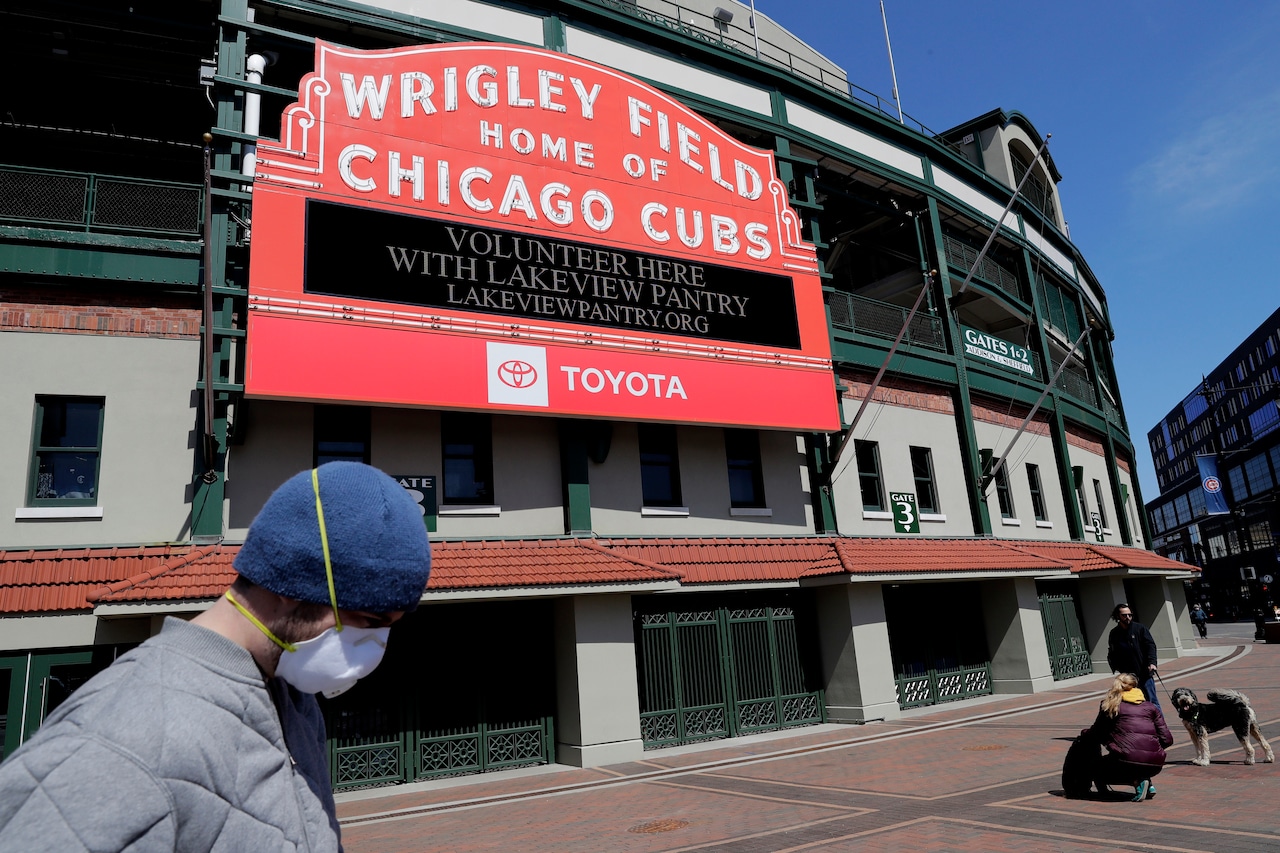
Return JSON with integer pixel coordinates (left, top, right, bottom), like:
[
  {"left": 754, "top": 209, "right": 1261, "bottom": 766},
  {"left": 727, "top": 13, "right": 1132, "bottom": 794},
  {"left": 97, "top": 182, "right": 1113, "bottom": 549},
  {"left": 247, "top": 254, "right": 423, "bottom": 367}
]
[{"left": 497, "top": 359, "right": 538, "bottom": 388}]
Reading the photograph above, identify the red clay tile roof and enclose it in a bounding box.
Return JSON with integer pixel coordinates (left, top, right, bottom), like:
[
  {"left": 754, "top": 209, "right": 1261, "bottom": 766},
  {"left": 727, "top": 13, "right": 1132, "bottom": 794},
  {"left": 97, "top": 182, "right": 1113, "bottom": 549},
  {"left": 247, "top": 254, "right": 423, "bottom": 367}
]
[
  {"left": 0, "top": 536, "right": 1195, "bottom": 614},
  {"left": 1014, "top": 541, "right": 1198, "bottom": 574},
  {"left": 90, "top": 546, "right": 237, "bottom": 603},
  {"left": 599, "top": 538, "right": 838, "bottom": 583},
  {"left": 428, "top": 539, "right": 681, "bottom": 589},
  {"left": 1004, "top": 541, "right": 1121, "bottom": 573},
  {"left": 810, "top": 538, "right": 1072, "bottom": 577},
  {"left": 84, "top": 539, "right": 681, "bottom": 605},
  {"left": 0, "top": 546, "right": 200, "bottom": 613}
]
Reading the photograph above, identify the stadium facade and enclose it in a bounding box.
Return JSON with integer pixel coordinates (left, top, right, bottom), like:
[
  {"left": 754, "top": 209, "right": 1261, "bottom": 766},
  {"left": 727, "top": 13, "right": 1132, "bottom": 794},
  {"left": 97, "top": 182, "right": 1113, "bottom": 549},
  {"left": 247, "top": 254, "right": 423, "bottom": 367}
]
[{"left": 0, "top": 0, "right": 1192, "bottom": 786}]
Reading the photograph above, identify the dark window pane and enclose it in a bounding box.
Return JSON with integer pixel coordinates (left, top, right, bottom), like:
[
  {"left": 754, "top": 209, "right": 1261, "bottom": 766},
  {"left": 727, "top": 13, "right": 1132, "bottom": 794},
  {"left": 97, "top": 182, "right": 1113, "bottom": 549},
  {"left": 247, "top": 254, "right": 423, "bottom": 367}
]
[
  {"left": 39, "top": 400, "right": 101, "bottom": 448},
  {"left": 855, "top": 440, "right": 884, "bottom": 511},
  {"left": 313, "top": 405, "right": 370, "bottom": 466},
  {"left": 995, "top": 465, "right": 1014, "bottom": 518},
  {"left": 1027, "top": 464, "right": 1047, "bottom": 521},
  {"left": 910, "top": 446, "right": 937, "bottom": 513},
  {"left": 725, "top": 429, "right": 765, "bottom": 508},
  {"left": 639, "top": 424, "right": 681, "bottom": 507},
  {"left": 442, "top": 413, "right": 494, "bottom": 504},
  {"left": 35, "top": 451, "right": 99, "bottom": 499},
  {"left": 1094, "top": 480, "right": 1109, "bottom": 528}
]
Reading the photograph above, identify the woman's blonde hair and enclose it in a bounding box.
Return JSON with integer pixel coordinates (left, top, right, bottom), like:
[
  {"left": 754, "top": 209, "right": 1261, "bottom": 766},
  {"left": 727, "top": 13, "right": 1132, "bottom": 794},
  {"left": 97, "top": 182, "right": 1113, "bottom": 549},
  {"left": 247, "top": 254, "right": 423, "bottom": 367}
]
[{"left": 1101, "top": 673, "right": 1140, "bottom": 717}]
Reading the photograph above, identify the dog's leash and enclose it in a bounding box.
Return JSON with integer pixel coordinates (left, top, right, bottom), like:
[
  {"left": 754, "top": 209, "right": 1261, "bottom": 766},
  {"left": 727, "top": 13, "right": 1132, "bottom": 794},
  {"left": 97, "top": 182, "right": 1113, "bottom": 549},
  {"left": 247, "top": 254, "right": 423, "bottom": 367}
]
[{"left": 1153, "top": 670, "right": 1175, "bottom": 704}]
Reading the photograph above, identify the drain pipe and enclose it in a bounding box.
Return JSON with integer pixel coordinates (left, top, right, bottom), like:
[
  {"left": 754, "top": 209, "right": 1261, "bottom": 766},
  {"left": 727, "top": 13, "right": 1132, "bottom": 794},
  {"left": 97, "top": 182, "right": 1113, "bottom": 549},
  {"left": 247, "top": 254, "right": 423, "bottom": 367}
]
[{"left": 241, "top": 53, "right": 268, "bottom": 180}]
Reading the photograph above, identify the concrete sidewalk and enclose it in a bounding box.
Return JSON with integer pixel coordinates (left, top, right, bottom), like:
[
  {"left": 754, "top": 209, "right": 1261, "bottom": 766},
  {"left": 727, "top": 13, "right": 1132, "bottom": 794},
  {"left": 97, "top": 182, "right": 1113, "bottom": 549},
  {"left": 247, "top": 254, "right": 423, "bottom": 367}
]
[{"left": 337, "top": 637, "right": 1279, "bottom": 852}]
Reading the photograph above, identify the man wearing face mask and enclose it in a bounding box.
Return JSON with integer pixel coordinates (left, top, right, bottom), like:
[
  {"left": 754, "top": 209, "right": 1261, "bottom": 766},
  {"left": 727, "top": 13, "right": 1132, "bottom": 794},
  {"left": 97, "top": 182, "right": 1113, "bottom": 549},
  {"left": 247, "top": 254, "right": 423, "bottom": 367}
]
[{"left": 0, "top": 462, "right": 431, "bottom": 852}]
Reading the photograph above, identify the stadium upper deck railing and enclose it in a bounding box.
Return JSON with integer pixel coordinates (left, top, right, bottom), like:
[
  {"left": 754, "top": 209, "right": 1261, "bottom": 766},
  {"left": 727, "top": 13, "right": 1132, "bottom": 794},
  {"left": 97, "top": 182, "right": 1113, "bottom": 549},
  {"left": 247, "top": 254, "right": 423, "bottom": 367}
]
[
  {"left": 0, "top": 164, "right": 202, "bottom": 238},
  {"left": 591, "top": 0, "right": 964, "bottom": 154}
]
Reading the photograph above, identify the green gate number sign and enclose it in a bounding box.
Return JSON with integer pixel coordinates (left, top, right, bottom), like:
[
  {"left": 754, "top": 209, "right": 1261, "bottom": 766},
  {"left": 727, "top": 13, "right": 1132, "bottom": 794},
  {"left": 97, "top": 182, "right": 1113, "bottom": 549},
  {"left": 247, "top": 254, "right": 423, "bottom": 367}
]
[
  {"left": 890, "top": 492, "right": 920, "bottom": 534},
  {"left": 395, "top": 475, "right": 438, "bottom": 533}
]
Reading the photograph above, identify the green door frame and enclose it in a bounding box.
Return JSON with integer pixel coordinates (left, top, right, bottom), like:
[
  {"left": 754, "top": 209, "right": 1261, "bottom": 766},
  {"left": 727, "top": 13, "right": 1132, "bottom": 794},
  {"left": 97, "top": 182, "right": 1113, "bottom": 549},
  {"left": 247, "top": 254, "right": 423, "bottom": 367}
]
[
  {"left": 1, "top": 654, "right": 30, "bottom": 760},
  {"left": 23, "top": 650, "right": 94, "bottom": 744}
]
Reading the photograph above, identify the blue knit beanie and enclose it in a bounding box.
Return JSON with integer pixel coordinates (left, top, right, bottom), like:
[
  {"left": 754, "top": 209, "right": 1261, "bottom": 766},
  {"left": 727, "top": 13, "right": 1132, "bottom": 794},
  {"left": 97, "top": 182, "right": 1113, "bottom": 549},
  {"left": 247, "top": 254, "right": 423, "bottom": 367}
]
[{"left": 234, "top": 462, "right": 431, "bottom": 612}]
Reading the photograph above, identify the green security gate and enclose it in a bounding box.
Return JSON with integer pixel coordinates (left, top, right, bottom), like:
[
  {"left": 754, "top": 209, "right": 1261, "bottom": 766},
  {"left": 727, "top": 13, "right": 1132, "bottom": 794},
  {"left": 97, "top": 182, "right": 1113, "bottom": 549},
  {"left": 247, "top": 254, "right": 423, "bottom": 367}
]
[
  {"left": 884, "top": 582, "right": 993, "bottom": 710},
  {"left": 323, "top": 600, "right": 555, "bottom": 791},
  {"left": 1038, "top": 586, "right": 1093, "bottom": 680},
  {"left": 635, "top": 593, "right": 825, "bottom": 749}
]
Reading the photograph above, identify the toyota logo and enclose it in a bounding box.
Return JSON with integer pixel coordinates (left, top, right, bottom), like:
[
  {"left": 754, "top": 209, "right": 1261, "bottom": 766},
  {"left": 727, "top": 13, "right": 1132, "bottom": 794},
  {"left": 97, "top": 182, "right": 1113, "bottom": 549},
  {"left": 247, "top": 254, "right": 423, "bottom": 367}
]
[{"left": 497, "top": 359, "right": 539, "bottom": 388}]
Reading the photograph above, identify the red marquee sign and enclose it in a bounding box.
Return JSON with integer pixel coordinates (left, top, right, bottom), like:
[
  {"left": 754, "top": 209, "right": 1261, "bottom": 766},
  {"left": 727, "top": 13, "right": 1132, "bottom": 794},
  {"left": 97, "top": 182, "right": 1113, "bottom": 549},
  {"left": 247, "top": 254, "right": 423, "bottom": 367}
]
[{"left": 246, "top": 41, "right": 838, "bottom": 431}]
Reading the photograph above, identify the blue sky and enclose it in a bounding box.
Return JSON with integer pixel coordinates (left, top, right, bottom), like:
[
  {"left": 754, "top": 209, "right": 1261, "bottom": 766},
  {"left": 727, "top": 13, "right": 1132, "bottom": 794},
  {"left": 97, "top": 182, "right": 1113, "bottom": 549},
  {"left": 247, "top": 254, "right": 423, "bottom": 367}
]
[{"left": 763, "top": 1, "right": 1280, "bottom": 500}]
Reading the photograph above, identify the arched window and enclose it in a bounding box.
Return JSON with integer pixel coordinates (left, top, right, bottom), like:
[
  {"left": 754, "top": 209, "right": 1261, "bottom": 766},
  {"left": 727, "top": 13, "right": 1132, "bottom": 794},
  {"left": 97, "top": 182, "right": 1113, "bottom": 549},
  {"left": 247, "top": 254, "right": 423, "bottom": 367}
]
[{"left": 1009, "top": 141, "right": 1057, "bottom": 224}]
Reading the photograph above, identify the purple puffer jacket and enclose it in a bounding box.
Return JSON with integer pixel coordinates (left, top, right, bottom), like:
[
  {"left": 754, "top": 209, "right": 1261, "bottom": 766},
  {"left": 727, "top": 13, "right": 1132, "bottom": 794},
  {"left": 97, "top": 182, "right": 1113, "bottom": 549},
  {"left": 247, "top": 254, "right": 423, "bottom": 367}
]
[{"left": 1087, "top": 698, "right": 1174, "bottom": 766}]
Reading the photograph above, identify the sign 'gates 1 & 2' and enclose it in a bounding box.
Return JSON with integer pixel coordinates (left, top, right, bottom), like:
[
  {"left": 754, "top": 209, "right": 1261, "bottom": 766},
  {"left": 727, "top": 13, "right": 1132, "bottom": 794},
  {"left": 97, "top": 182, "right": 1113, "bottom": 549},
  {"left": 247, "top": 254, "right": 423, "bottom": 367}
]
[{"left": 245, "top": 41, "right": 839, "bottom": 431}]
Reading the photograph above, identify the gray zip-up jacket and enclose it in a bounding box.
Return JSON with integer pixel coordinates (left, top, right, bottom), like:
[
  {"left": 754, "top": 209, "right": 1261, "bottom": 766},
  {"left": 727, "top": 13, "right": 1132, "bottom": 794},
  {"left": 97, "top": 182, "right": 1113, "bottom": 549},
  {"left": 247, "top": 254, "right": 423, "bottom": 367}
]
[{"left": 0, "top": 618, "right": 340, "bottom": 852}]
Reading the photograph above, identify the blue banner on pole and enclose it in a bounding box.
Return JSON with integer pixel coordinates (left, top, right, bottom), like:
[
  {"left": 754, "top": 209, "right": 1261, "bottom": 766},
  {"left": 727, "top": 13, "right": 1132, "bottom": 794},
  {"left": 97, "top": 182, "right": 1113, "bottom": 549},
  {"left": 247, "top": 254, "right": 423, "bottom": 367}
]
[{"left": 1196, "top": 454, "right": 1230, "bottom": 515}]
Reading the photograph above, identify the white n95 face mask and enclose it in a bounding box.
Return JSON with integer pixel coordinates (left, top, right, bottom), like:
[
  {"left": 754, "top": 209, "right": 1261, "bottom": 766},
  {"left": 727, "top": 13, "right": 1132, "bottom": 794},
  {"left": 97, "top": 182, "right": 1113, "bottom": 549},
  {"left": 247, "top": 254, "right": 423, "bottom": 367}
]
[{"left": 274, "top": 624, "right": 390, "bottom": 698}]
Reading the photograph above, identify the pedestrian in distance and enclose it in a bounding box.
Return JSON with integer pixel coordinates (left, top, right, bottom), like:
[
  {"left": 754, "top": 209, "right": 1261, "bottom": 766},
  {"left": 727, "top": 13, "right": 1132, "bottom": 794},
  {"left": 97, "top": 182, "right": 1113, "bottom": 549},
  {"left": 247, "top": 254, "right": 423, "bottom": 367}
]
[
  {"left": 1107, "top": 603, "right": 1160, "bottom": 707},
  {"left": 1190, "top": 603, "right": 1208, "bottom": 638},
  {"left": 1083, "top": 672, "right": 1174, "bottom": 801},
  {"left": 0, "top": 461, "right": 432, "bottom": 853}
]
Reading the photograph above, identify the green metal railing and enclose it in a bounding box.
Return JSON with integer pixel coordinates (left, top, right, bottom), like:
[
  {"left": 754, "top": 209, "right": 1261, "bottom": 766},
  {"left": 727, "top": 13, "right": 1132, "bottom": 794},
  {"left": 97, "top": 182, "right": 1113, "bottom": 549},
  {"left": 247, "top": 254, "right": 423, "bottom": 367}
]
[
  {"left": 0, "top": 164, "right": 202, "bottom": 236},
  {"left": 590, "top": 0, "right": 961, "bottom": 151},
  {"left": 895, "top": 663, "right": 992, "bottom": 709},
  {"left": 943, "top": 234, "right": 1023, "bottom": 302},
  {"left": 327, "top": 706, "right": 554, "bottom": 790},
  {"left": 1054, "top": 362, "right": 1098, "bottom": 408},
  {"left": 825, "top": 290, "right": 946, "bottom": 351}
]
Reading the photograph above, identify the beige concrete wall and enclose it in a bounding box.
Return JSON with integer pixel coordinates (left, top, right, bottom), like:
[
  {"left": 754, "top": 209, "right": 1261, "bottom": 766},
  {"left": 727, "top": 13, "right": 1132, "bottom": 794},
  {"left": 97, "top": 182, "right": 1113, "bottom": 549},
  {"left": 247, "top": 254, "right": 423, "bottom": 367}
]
[
  {"left": 225, "top": 400, "right": 313, "bottom": 536},
  {"left": 1066, "top": 442, "right": 1119, "bottom": 545},
  {"left": 1117, "top": 466, "right": 1145, "bottom": 547},
  {"left": 1, "top": 332, "right": 198, "bottom": 549},
  {"left": 0, "top": 614, "right": 99, "bottom": 651},
  {"left": 1168, "top": 579, "right": 1198, "bottom": 648},
  {"left": 814, "top": 583, "right": 900, "bottom": 722},
  {"left": 433, "top": 414, "right": 564, "bottom": 538},
  {"left": 972, "top": 419, "right": 1069, "bottom": 541},
  {"left": 831, "top": 403, "right": 972, "bottom": 537},
  {"left": 553, "top": 594, "right": 644, "bottom": 766},
  {"left": 591, "top": 423, "right": 814, "bottom": 536},
  {"left": 226, "top": 403, "right": 566, "bottom": 538},
  {"left": 1130, "top": 577, "right": 1183, "bottom": 663},
  {"left": 981, "top": 578, "right": 1054, "bottom": 694}
]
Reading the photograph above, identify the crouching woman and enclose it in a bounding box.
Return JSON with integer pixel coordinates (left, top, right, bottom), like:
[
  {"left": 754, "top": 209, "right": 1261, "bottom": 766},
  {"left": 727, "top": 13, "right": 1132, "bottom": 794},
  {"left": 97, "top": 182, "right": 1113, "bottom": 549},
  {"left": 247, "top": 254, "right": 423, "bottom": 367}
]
[{"left": 1086, "top": 672, "right": 1174, "bottom": 801}]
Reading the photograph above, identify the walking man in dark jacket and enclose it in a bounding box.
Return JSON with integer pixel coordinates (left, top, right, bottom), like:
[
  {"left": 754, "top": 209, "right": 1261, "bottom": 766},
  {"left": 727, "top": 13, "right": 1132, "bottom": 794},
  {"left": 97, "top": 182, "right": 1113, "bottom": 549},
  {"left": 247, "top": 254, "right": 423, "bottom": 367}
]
[{"left": 1107, "top": 603, "right": 1160, "bottom": 706}]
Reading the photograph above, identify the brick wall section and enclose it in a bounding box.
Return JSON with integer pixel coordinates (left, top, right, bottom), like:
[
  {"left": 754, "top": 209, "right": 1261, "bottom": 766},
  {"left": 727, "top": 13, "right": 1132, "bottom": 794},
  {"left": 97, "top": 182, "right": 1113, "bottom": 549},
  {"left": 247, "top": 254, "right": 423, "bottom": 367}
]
[
  {"left": 1116, "top": 453, "right": 1132, "bottom": 474},
  {"left": 1065, "top": 423, "right": 1105, "bottom": 457},
  {"left": 838, "top": 371, "right": 955, "bottom": 416},
  {"left": 1, "top": 286, "right": 200, "bottom": 340},
  {"left": 969, "top": 395, "right": 1051, "bottom": 436}
]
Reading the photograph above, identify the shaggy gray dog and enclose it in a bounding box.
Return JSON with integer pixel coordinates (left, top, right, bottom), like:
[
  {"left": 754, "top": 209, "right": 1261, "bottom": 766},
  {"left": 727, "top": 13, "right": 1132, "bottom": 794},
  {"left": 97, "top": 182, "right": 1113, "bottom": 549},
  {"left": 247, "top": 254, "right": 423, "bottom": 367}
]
[{"left": 1171, "top": 687, "right": 1275, "bottom": 766}]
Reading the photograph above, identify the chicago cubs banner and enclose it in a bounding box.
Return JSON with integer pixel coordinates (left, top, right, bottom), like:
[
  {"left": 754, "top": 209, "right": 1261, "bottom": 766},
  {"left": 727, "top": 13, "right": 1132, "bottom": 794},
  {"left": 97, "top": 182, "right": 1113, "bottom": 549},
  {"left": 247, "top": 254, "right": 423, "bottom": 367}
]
[
  {"left": 244, "top": 41, "right": 838, "bottom": 431},
  {"left": 1195, "top": 454, "right": 1230, "bottom": 515}
]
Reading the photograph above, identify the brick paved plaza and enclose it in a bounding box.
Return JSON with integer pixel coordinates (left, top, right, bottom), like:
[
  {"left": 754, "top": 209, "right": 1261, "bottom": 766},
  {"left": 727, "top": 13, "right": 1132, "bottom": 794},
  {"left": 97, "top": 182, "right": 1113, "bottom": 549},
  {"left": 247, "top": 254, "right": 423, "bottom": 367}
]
[{"left": 337, "top": 634, "right": 1278, "bottom": 852}]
